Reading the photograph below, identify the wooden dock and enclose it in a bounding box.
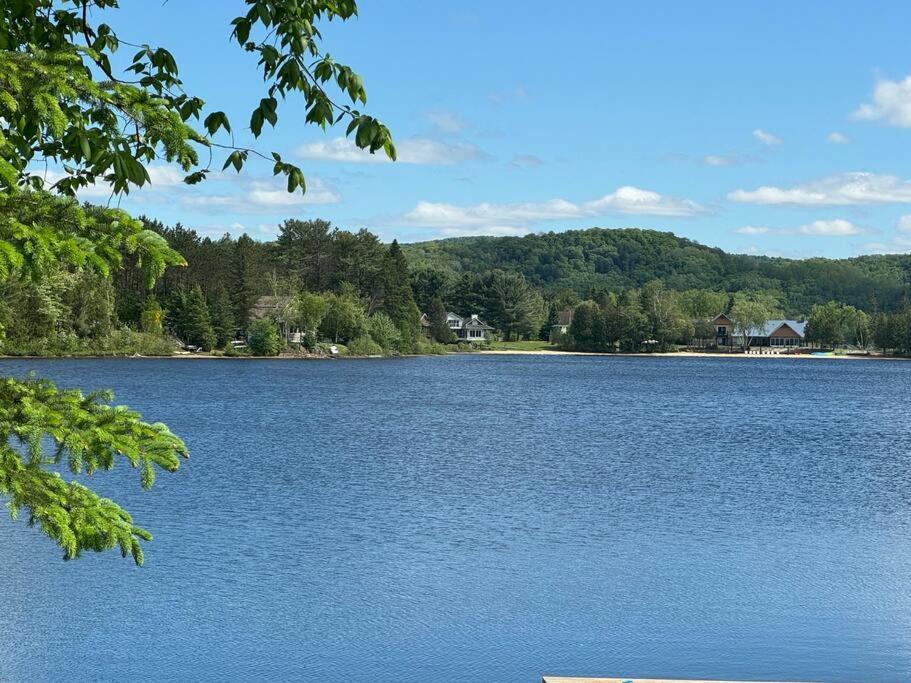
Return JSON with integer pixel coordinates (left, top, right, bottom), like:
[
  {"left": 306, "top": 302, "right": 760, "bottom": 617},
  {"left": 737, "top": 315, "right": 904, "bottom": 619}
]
[{"left": 543, "top": 678, "right": 813, "bottom": 683}]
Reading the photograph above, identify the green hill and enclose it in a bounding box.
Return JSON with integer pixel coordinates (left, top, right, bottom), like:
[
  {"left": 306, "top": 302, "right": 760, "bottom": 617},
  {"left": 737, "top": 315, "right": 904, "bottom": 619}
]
[{"left": 402, "top": 227, "right": 911, "bottom": 315}]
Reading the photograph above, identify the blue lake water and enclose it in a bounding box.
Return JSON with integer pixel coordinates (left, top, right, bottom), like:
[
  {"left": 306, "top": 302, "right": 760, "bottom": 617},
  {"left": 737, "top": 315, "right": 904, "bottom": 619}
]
[{"left": 1, "top": 355, "right": 910, "bottom": 682}]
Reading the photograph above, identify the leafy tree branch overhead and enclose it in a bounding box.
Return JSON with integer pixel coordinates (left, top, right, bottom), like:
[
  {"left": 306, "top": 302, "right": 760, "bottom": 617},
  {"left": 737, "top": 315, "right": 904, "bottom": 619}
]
[
  {"left": 0, "top": 0, "right": 392, "bottom": 564},
  {"left": 0, "top": 0, "right": 395, "bottom": 197}
]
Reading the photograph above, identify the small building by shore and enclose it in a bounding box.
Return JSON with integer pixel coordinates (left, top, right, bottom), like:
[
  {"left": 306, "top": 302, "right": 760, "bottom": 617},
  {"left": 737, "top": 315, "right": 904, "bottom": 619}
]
[
  {"left": 553, "top": 308, "right": 574, "bottom": 335},
  {"left": 421, "top": 311, "right": 494, "bottom": 341},
  {"left": 711, "top": 313, "right": 808, "bottom": 348}
]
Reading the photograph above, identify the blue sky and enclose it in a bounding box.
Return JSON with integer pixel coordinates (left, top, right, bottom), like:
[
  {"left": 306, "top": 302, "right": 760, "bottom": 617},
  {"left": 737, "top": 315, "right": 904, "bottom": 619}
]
[{"left": 78, "top": 2, "right": 911, "bottom": 257}]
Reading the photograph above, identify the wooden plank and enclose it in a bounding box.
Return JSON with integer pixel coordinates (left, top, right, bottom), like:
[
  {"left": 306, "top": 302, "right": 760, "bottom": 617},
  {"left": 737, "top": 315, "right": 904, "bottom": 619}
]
[{"left": 543, "top": 678, "right": 814, "bottom": 683}]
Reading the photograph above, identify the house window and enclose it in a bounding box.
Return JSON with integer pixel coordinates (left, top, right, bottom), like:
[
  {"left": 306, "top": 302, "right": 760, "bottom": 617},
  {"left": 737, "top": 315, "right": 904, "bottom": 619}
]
[{"left": 717, "top": 326, "right": 727, "bottom": 335}]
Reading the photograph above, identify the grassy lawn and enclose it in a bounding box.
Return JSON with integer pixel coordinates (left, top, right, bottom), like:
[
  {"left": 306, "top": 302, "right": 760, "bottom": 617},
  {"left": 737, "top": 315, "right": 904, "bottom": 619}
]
[{"left": 488, "top": 340, "right": 557, "bottom": 351}]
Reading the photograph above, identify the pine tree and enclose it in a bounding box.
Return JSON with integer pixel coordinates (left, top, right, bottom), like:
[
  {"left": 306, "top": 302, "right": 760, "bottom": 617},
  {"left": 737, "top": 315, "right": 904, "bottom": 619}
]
[
  {"left": 380, "top": 240, "right": 421, "bottom": 350},
  {"left": 428, "top": 296, "right": 455, "bottom": 343},
  {"left": 208, "top": 285, "right": 235, "bottom": 348},
  {"left": 276, "top": 218, "right": 335, "bottom": 291},
  {"left": 231, "top": 234, "right": 260, "bottom": 328},
  {"left": 184, "top": 286, "right": 216, "bottom": 351}
]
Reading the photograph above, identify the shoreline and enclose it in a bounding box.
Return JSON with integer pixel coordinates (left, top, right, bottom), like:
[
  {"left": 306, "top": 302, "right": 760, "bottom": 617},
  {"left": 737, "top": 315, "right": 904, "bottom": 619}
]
[
  {"left": 478, "top": 349, "right": 906, "bottom": 360},
  {"left": 1, "top": 349, "right": 906, "bottom": 361}
]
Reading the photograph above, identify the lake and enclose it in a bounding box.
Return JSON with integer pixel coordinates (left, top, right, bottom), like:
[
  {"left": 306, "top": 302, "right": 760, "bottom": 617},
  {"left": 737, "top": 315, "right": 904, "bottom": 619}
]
[{"left": 1, "top": 355, "right": 910, "bottom": 682}]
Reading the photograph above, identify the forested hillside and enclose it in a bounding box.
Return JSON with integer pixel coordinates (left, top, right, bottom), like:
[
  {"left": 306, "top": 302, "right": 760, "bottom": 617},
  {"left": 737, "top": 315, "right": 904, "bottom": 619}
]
[
  {"left": 5, "top": 217, "right": 911, "bottom": 356},
  {"left": 403, "top": 228, "right": 911, "bottom": 316}
]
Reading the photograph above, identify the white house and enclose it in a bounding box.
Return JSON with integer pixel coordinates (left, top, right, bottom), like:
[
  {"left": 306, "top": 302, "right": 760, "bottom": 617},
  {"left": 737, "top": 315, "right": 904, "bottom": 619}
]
[
  {"left": 553, "top": 308, "right": 574, "bottom": 334},
  {"left": 421, "top": 311, "right": 494, "bottom": 341}
]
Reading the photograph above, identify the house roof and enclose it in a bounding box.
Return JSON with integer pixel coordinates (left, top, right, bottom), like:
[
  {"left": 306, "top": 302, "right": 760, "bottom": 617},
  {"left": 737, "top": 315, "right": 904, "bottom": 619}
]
[
  {"left": 419, "top": 313, "right": 431, "bottom": 327},
  {"left": 744, "top": 319, "right": 807, "bottom": 338},
  {"left": 463, "top": 315, "right": 493, "bottom": 330},
  {"left": 249, "top": 295, "right": 290, "bottom": 321},
  {"left": 433, "top": 311, "right": 492, "bottom": 330}
]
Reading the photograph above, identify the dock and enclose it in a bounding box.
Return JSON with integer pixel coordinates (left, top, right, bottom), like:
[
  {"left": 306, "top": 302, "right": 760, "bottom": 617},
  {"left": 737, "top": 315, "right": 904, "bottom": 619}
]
[{"left": 543, "top": 678, "right": 813, "bottom": 683}]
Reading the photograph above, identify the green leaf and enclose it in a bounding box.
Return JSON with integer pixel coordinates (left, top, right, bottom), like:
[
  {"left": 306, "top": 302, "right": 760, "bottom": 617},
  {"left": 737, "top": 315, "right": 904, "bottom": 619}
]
[
  {"left": 78, "top": 135, "right": 91, "bottom": 160},
  {"left": 250, "top": 109, "right": 264, "bottom": 137},
  {"left": 203, "top": 111, "right": 231, "bottom": 135}
]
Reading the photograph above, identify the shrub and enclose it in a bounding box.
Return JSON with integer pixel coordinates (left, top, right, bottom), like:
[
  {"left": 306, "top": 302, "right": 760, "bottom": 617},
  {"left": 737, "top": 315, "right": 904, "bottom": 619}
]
[
  {"left": 0, "top": 329, "right": 175, "bottom": 357},
  {"left": 315, "top": 342, "right": 347, "bottom": 356},
  {"left": 247, "top": 320, "right": 282, "bottom": 356},
  {"left": 415, "top": 340, "right": 448, "bottom": 355},
  {"left": 222, "top": 342, "right": 250, "bottom": 357},
  {"left": 139, "top": 296, "right": 164, "bottom": 335},
  {"left": 367, "top": 313, "right": 402, "bottom": 352},
  {"left": 553, "top": 331, "right": 573, "bottom": 349},
  {"left": 455, "top": 341, "right": 479, "bottom": 353},
  {"left": 347, "top": 335, "right": 384, "bottom": 356}
]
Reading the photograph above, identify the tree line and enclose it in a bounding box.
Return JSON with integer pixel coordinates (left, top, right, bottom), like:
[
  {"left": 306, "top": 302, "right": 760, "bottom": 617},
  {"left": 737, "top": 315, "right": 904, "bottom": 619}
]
[
  {"left": 561, "top": 287, "right": 911, "bottom": 355},
  {"left": 5, "top": 214, "right": 911, "bottom": 357},
  {"left": 403, "top": 227, "right": 911, "bottom": 316},
  {"left": 124, "top": 218, "right": 424, "bottom": 354}
]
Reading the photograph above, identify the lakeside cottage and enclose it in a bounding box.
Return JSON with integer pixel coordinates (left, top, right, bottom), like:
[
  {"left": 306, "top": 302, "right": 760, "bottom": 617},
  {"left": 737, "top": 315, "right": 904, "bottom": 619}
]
[
  {"left": 421, "top": 311, "right": 494, "bottom": 341},
  {"left": 553, "top": 308, "right": 574, "bottom": 335},
  {"left": 711, "top": 313, "right": 808, "bottom": 348},
  {"left": 249, "top": 295, "right": 302, "bottom": 342}
]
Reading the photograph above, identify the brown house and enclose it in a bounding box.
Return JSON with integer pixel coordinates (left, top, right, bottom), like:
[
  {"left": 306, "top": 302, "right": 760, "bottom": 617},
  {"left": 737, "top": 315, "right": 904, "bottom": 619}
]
[
  {"left": 711, "top": 313, "right": 734, "bottom": 346},
  {"left": 710, "top": 313, "right": 808, "bottom": 348}
]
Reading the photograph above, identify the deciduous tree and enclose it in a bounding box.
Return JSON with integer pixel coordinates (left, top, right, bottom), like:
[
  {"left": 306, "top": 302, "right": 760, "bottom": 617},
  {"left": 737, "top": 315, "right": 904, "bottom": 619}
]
[
  {"left": 729, "top": 293, "right": 777, "bottom": 350},
  {"left": 0, "top": 0, "right": 393, "bottom": 563}
]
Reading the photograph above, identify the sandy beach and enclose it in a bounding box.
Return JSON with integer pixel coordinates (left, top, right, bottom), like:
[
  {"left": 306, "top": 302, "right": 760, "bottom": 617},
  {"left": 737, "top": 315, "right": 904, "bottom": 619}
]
[{"left": 478, "top": 349, "right": 899, "bottom": 360}]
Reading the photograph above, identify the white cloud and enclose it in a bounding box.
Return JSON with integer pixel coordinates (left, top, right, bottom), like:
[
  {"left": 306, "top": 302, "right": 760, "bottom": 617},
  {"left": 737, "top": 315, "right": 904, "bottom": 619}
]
[
  {"left": 425, "top": 110, "right": 466, "bottom": 134},
  {"left": 703, "top": 155, "right": 730, "bottom": 166},
  {"left": 434, "top": 225, "right": 532, "bottom": 238},
  {"left": 246, "top": 179, "right": 340, "bottom": 207},
  {"left": 663, "top": 152, "right": 757, "bottom": 167},
  {"left": 753, "top": 128, "right": 783, "bottom": 146},
  {"left": 145, "top": 165, "right": 186, "bottom": 187},
  {"left": 296, "top": 136, "right": 485, "bottom": 165},
  {"left": 296, "top": 137, "right": 388, "bottom": 164},
  {"left": 400, "top": 186, "right": 707, "bottom": 236},
  {"left": 36, "top": 164, "right": 186, "bottom": 199},
  {"left": 34, "top": 163, "right": 341, "bottom": 215},
  {"left": 853, "top": 75, "right": 911, "bottom": 127},
  {"left": 798, "top": 219, "right": 862, "bottom": 236},
  {"left": 584, "top": 186, "right": 707, "bottom": 216},
  {"left": 863, "top": 236, "right": 911, "bottom": 254},
  {"left": 729, "top": 172, "right": 911, "bottom": 206},
  {"left": 898, "top": 215, "right": 911, "bottom": 233},
  {"left": 487, "top": 86, "right": 530, "bottom": 104},
  {"left": 404, "top": 199, "right": 581, "bottom": 228},
  {"left": 827, "top": 131, "right": 850, "bottom": 144},
  {"left": 735, "top": 220, "right": 863, "bottom": 238},
  {"left": 183, "top": 177, "right": 340, "bottom": 212},
  {"left": 396, "top": 138, "right": 485, "bottom": 165}
]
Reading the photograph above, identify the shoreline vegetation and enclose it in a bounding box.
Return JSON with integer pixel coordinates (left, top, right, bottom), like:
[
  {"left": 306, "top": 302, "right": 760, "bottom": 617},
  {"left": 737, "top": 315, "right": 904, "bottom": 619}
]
[
  {"left": 5, "top": 219, "right": 911, "bottom": 362},
  {"left": 2, "top": 344, "right": 903, "bottom": 361}
]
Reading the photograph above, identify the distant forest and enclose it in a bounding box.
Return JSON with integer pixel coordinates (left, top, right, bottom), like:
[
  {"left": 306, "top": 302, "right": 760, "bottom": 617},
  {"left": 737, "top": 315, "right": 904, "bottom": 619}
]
[
  {"left": 4, "top": 217, "right": 911, "bottom": 356},
  {"left": 403, "top": 228, "right": 911, "bottom": 317}
]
